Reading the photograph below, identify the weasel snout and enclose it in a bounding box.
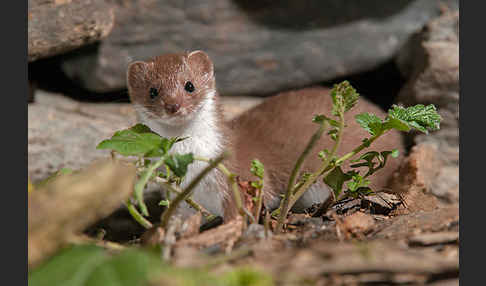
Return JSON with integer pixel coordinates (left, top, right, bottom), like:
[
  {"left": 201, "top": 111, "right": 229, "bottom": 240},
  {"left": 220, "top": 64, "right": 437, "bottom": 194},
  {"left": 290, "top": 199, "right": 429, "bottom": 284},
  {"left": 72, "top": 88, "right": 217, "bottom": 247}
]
[{"left": 165, "top": 103, "right": 180, "bottom": 114}]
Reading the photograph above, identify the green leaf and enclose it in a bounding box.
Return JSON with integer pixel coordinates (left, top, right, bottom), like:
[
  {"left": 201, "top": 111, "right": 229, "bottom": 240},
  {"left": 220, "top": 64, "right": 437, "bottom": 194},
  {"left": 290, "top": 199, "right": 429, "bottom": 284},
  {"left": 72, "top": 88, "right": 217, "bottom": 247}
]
[
  {"left": 324, "top": 166, "right": 357, "bottom": 198},
  {"left": 330, "top": 81, "right": 360, "bottom": 116},
  {"left": 250, "top": 159, "right": 264, "bottom": 179},
  {"left": 355, "top": 113, "right": 383, "bottom": 136},
  {"left": 29, "top": 245, "right": 107, "bottom": 286},
  {"left": 128, "top": 123, "right": 155, "bottom": 134},
  {"left": 164, "top": 153, "right": 194, "bottom": 177},
  {"left": 350, "top": 150, "right": 399, "bottom": 177},
  {"left": 97, "top": 124, "right": 167, "bottom": 157},
  {"left": 346, "top": 174, "right": 370, "bottom": 193},
  {"left": 382, "top": 117, "right": 411, "bottom": 132},
  {"left": 28, "top": 245, "right": 167, "bottom": 286},
  {"left": 385, "top": 104, "right": 441, "bottom": 134}
]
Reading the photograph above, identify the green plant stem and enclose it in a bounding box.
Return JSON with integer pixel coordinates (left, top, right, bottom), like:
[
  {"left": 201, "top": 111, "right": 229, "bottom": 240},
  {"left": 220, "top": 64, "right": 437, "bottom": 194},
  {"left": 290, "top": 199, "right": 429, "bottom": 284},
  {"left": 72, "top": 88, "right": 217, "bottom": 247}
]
[
  {"left": 254, "top": 182, "right": 264, "bottom": 222},
  {"left": 155, "top": 177, "right": 216, "bottom": 221},
  {"left": 275, "top": 120, "right": 328, "bottom": 233},
  {"left": 126, "top": 199, "right": 153, "bottom": 229},
  {"left": 334, "top": 131, "right": 387, "bottom": 166},
  {"left": 160, "top": 153, "right": 226, "bottom": 229},
  {"left": 195, "top": 156, "right": 256, "bottom": 223},
  {"left": 134, "top": 156, "right": 166, "bottom": 216},
  {"left": 286, "top": 114, "right": 345, "bottom": 210}
]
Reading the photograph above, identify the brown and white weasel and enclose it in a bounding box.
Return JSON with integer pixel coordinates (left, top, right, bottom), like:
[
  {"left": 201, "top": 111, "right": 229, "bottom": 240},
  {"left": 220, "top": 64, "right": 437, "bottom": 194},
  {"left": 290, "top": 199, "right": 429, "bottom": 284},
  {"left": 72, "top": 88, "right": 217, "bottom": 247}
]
[{"left": 127, "top": 50, "right": 404, "bottom": 221}]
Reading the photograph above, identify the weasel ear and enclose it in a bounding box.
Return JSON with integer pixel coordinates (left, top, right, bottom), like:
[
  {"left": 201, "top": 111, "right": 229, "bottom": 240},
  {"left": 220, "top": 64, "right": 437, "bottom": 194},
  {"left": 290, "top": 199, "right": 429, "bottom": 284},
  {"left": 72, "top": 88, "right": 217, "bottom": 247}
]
[
  {"left": 187, "top": 50, "right": 214, "bottom": 78},
  {"left": 127, "top": 61, "right": 150, "bottom": 89}
]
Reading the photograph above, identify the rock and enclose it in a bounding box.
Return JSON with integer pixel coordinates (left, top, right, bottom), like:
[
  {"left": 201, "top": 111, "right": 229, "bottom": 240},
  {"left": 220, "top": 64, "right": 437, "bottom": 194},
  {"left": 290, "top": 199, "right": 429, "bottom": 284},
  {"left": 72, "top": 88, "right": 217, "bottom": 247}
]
[
  {"left": 28, "top": 0, "right": 115, "bottom": 62},
  {"left": 28, "top": 91, "right": 262, "bottom": 182},
  {"left": 396, "top": 11, "right": 459, "bottom": 165},
  {"left": 394, "top": 11, "right": 459, "bottom": 205},
  {"left": 389, "top": 142, "right": 441, "bottom": 214},
  {"left": 431, "top": 166, "right": 459, "bottom": 203},
  {"left": 60, "top": 0, "right": 458, "bottom": 95},
  {"left": 28, "top": 91, "right": 137, "bottom": 182}
]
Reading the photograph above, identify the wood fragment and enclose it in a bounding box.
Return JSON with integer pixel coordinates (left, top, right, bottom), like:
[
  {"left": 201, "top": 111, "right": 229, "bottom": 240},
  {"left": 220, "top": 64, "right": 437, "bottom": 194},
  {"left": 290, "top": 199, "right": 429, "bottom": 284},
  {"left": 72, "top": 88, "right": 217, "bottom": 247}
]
[
  {"left": 175, "top": 216, "right": 244, "bottom": 251},
  {"left": 28, "top": 159, "right": 136, "bottom": 268},
  {"left": 408, "top": 231, "right": 459, "bottom": 246}
]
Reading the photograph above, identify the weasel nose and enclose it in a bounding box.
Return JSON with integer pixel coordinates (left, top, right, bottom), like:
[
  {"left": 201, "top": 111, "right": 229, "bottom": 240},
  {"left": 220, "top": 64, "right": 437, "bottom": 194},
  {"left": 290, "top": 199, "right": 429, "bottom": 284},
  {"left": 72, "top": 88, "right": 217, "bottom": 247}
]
[{"left": 165, "top": 103, "right": 180, "bottom": 114}]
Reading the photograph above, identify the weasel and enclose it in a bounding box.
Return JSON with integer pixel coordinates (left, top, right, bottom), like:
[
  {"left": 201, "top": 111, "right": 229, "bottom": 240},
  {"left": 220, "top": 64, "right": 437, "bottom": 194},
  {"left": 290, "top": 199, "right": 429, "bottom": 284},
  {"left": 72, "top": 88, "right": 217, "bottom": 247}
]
[{"left": 127, "top": 51, "right": 405, "bottom": 221}]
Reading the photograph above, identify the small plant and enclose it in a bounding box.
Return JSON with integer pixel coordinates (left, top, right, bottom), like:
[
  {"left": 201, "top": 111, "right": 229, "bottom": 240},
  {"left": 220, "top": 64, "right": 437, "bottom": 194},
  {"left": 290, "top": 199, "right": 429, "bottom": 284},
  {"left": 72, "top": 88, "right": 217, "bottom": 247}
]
[
  {"left": 274, "top": 81, "right": 441, "bottom": 233},
  {"left": 96, "top": 124, "right": 254, "bottom": 229}
]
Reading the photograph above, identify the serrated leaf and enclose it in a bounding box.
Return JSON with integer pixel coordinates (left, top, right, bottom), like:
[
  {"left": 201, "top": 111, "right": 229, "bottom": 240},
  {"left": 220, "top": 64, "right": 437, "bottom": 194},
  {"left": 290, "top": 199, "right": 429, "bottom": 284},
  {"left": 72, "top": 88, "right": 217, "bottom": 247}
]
[
  {"left": 324, "top": 166, "right": 357, "bottom": 198},
  {"left": 164, "top": 153, "right": 194, "bottom": 177},
  {"left": 330, "top": 81, "right": 360, "bottom": 116},
  {"left": 355, "top": 113, "right": 383, "bottom": 136},
  {"left": 250, "top": 159, "right": 264, "bottom": 179},
  {"left": 386, "top": 104, "right": 441, "bottom": 134},
  {"left": 382, "top": 116, "right": 411, "bottom": 132}
]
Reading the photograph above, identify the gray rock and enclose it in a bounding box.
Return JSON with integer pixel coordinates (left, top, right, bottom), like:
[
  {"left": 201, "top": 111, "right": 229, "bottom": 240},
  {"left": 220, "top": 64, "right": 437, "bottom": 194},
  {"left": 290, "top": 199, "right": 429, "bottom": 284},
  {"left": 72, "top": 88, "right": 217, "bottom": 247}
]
[
  {"left": 395, "top": 11, "right": 459, "bottom": 203},
  {"left": 396, "top": 11, "right": 459, "bottom": 164},
  {"left": 28, "top": 91, "right": 137, "bottom": 182},
  {"left": 61, "top": 0, "right": 458, "bottom": 96}
]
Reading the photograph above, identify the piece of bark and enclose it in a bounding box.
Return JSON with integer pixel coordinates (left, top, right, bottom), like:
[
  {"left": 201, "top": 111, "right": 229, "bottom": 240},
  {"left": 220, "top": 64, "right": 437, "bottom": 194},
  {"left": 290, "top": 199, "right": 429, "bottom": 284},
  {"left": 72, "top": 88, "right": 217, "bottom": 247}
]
[
  {"left": 28, "top": 0, "right": 115, "bottom": 62},
  {"left": 408, "top": 231, "right": 459, "bottom": 246},
  {"left": 28, "top": 159, "right": 136, "bottom": 268},
  {"left": 175, "top": 216, "right": 244, "bottom": 251},
  {"left": 254, "top": 239, "right": 458, "bottom": 284},
  {"left": 375, "top": 205, "right": 458, "bottom": 240}
]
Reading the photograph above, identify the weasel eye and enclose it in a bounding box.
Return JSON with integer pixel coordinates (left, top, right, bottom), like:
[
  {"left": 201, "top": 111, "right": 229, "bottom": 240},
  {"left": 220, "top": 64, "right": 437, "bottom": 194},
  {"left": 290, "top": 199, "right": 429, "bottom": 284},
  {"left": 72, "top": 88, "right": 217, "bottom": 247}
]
[
  {"left": 184, "top": 81, "right": 195, "bottom": 93},
  {"left": 149, "top": 87, "right": 158, "bottom": 99}
]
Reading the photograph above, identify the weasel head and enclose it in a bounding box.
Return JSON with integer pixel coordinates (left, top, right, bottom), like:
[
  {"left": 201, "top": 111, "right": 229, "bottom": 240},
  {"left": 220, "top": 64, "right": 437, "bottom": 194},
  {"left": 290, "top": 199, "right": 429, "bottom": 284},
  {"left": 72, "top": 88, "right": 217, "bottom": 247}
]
[{"left": 127, "top": 50, "right": 216, "bottom": 126}]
